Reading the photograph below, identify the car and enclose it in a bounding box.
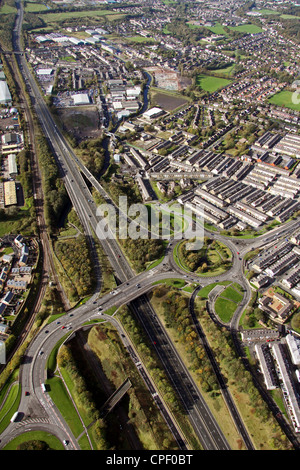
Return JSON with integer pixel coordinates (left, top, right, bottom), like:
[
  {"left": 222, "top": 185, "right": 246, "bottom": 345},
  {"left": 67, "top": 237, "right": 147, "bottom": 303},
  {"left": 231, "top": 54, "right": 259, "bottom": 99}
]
[
  {"left": 63, "top": 440, "right": 69, "bottom": 446},
  {"left": 61, "top": 326, "right": 66, "bottom": 329},
  {"left": 25, "top": 391, "right": 30, "bottom": 396},
  {"left": 39, "top": 350, "right": 43, "bottom": 355}
]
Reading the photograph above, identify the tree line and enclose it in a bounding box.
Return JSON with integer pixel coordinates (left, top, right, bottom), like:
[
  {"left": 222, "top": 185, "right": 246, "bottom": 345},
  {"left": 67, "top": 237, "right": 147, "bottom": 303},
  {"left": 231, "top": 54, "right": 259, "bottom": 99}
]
[{"left": 35, "top": 134, "right": 69, "bottom": 235}]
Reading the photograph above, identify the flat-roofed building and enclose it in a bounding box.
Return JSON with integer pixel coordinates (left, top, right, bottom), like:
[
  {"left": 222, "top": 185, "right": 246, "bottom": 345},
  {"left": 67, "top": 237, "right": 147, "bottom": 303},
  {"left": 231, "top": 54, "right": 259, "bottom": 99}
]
[
  {"left": 272, "top": 342, "right": 300, "bottom": 433},
  {"left": 4, "top": 181, "right": 17, "bottom": 207},
  {"left": 8, "top": 154, "right": 17, "bottom": 177},
  {"left": 72, "top": 93, "right": 90, "bottom": 106},
  {"left": 255, "top": 343, "right": 278, "bottom": 390},
  {"left": 143, "top": 107, "right": 165, "bottom": 120},
  {"left": 0, "top": 80, "right": 11, "bottom": 104},
  {"left": 286, "top": 334, "right": 300, "bottom": 365}
]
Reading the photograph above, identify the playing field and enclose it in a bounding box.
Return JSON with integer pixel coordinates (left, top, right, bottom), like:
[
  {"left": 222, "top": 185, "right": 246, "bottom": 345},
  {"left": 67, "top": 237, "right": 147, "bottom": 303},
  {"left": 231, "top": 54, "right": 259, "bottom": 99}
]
[
  {"left": 229, "top": 24, "right": 263, "bottom": 33},
  {"left": 196, "top": 74, "right": 231, "bottom": 93},
  {"left": 268, "top": 90, "right": 300, "bottom": 112}
]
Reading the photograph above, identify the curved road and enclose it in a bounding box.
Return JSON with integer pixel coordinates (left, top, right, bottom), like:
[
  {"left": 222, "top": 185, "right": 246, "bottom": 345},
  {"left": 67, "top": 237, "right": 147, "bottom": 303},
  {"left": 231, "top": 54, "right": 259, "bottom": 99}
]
[{"left": 1, "top": 0, "right": 299, "bottom": 451}]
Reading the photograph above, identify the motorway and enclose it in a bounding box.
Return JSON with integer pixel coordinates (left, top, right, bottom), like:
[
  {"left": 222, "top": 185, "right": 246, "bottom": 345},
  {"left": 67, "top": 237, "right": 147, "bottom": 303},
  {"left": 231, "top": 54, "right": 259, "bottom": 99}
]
[{"left": 1, "top": 0, "right": 300, "bottom": 451}]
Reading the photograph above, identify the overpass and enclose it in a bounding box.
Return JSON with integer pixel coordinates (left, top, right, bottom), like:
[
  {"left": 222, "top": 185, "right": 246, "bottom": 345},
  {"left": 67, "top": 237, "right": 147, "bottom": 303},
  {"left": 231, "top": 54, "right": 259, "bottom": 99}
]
[{"left": 99, "top": 378, "right": 132, "bottom": 418}]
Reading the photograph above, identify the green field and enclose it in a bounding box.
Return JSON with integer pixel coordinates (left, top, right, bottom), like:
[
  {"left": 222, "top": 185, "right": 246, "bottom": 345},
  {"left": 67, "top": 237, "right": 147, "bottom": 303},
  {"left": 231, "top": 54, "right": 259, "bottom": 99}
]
[
  {"left": 25, "top": 2, "right": 49, "bottom": 12},
  {"left": 196, "top": 74, "right": 231, "bottom": 93},
  {"left": 229, "top": 24, "right": 262, "bottom": 34},
  {"left": 208, "top": 23, "right": 227, "bottom": 35},
  {"left": 221, "top": 286, "right": 243, "bottom": 303},
  {"left": 214, "top": 297, "right": 238, "bottom": 322},
  {"left": 37, "top": 9, "right": 126, "bottom": 24},
  {"left": 209, "top": 64, "right": 235, "bottom": 77},
  {"left": 0, "top": 3, "right": 16, "bottom": 13},
  {"left": 125, "top": 35, "right": 157, "bottom": 43},
  {"left": 280, "top": 14, "right": 300, "bottom": 19},
  {"left": 207, "top": 22, "right": 262, "bottom": 35},
  {"left": 268, "top": 90, "right": 300, "bottom": 112},
  {"left": 252, "top": 9, "right": 280, "bottom": 15}
]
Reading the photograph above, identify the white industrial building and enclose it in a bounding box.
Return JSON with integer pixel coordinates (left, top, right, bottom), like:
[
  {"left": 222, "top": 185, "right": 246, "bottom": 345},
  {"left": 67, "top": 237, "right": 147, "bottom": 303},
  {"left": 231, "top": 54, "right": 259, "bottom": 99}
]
[
  {"left": 143, "top": 107, "right": 164, "bottom": 120},
  {"left": 8, "top": 154, "right": 17, "bottom": 177},
  {"left": 0, "top": 81, "right": 12, "bottom": 104},
  {"left": 72, "top": 93, "right": 90, "bottom": 105}
]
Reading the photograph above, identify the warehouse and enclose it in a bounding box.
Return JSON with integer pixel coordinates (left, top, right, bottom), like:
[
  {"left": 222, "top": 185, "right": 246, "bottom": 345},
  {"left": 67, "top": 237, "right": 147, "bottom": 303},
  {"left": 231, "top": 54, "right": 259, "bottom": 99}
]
[
  {"left": 72, "top": 93, "right": 90, "bottom": 106},
  {"left": 4, "top": 181, "right": 17, "bottom": 206},
  {"left": 0, "top": 81, "right": 12, "bottom": 105},
  {"left": 8, "top": 154, "right": 17, "bottom": 177},
  {"left": 143, "top": 107, "right": 165, "bottom": 120}
]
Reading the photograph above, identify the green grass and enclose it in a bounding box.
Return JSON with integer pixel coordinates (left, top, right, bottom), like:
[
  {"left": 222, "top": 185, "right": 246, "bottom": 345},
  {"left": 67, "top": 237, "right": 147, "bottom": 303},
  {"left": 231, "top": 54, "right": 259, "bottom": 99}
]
[
  {"left": 221, "top": 286, "right": 243, "bottom": 303},
  {"left": 3, "top": 431, "right": 64, "bottom": 450},
  {"left": 197, "top": 281, "right": 231, "bottom": 299},
  {"left": 207, "top": 22, "right": 262, "bottom": 35},
  {"left": 208, "top": 23, "right": 227, "bottom": 35},
  {"left": 268, "top": 90, "right": 300, "bottom": 112},
  {"left": 209, "top": 64, "right": 235, "bottom": 77},
  {"left": 280, "top": 14, "right": 300, "bottom": 19},
  {"left": 0, "top": 4, "right": 16, "bottom": 14},
  {"left": 214, "top": 297, "right": 238, "bottom": 322},
  {"left": 47, "top": 376, "right": 84, "bottom": 438},
  {"left": 152, "top": 278, "right": 186, "bottom": 289},
  {"left": 38, "top": 9, "right": 126, "bottom": 24},
  {"left": 0, "top": 383, "right": 20, "bottom": 434},
  {"left": 252, "top": 9, "right": 280, "bottom": 15},
  {"left": 24, "top": 2, "right": 49, "bottom": 12},
  {"left": 229, "top": 24, "right": 262, "bottom": 34},
  {"left": 196, "top": 74, "right": 231, "bottom": 93},
  {"left": 125, "top": 35, "right": 156, "bottom": 43}
]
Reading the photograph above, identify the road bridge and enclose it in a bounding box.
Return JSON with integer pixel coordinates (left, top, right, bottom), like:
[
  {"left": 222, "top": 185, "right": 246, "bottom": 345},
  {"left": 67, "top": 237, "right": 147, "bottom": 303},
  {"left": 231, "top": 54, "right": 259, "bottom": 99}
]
[{"left": 99, "top": 378, "right": 132, "bottom": 418}]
